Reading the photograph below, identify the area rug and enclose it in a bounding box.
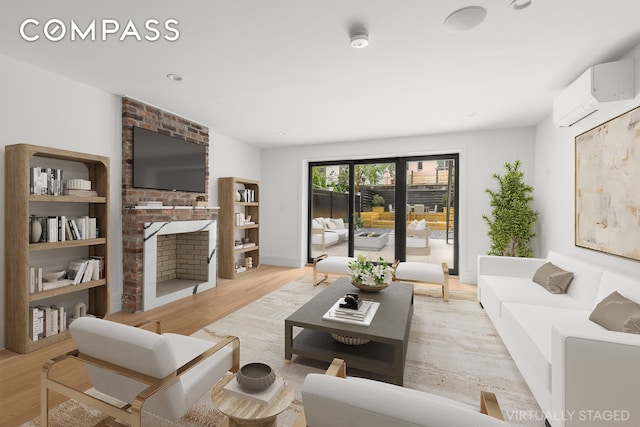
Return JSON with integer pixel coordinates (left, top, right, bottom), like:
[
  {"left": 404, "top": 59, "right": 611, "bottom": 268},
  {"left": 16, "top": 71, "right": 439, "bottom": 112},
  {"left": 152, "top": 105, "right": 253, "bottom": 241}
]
[{"left": 27, "top": 279, "right": 543, "bottom": 426}]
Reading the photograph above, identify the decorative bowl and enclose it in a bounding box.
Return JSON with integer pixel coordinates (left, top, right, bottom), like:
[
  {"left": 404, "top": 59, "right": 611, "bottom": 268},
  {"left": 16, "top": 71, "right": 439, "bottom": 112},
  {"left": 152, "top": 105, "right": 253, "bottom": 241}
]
[
  {"left": 351, "top": 282, "right": 389, "bottom": 293},
  {"left": 331, "top": 333, "right": 370, "bottom": 345},
  {"left": 43, "top": 270, "right": 66, "bottom": 282},
  {"left": 236, "top": 363, "right": 276, "bottom": 392},
  {"left": 241, "top": 237, "right": 250, "bottom": 243}
]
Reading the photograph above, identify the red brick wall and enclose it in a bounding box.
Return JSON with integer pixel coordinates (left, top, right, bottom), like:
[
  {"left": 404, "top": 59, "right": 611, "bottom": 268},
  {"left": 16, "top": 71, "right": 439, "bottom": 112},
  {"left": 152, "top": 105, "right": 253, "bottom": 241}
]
[
  {"left": 121, "top": 97, "right": 209, "bottom": 207},
  {"left": 121, "top": 98, "right": 215, "bottom": 312}
]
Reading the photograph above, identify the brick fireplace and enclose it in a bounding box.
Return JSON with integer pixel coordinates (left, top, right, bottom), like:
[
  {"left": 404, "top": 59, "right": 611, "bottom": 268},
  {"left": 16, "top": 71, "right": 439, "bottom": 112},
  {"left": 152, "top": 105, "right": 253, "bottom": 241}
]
[{"left": 121, "top": 97, "right": 217, "bottom": 312}]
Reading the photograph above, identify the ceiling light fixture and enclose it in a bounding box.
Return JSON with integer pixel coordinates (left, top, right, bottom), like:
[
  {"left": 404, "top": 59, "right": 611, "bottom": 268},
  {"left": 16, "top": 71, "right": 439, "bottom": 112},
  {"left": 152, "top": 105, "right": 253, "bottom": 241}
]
[
  {"left": 443, "top": 6, "right": 487, "bottom": 33},
  {"left": 350, "top": 30, "right": 369, "bottom": 48},
  {"left": 509, "top": 0, "right": 533, "bottom": 10},
  {"left": 166, "top": 73, "right": 183, "bottom": 81}
]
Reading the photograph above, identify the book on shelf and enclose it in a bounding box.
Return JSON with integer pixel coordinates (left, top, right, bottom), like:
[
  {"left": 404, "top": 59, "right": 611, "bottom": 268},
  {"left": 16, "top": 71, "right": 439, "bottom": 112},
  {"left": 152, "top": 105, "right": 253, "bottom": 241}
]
[
  {"left": 47, "top": 217, "right": 58, "bottom": 243},
  {"left": 42, "top": 279, "right": 73, "bottom": 291},
  {"left": 64, "top": 189, "right": 98, "bottom": 197},
  {"left": 67, "top": 258, "right": 101, "bottom": 284},
  {"left": 90, "top": 256, "right": 105, "bottom": 280},
  {"left": 29, "top": 307, "right": 44, "bottom": 341},
  {"left": 29, "top": 267, "right": 43, "bottom": 293},
  {"left": 30, "top": 304, "right": 67, "bottom": 341}
]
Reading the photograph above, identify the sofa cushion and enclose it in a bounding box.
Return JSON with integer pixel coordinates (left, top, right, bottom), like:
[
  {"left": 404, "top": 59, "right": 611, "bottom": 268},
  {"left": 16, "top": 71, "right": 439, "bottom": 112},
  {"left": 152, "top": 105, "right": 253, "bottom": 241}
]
[
  {"left": 589, "top": 291, "right": 640, "bottom": 334},
  {"left": 532, "top": 262, "right": 574, "bottom": 294},
  {"left": 316, "top": 256, "right": 354, "bottom": 274},
  {"left": 481, "top": 275, "right": 585, "bottom": 314},
  {"left": 502, "top": 303, "right": 595, "bottom": 390},
  {"left": 547, "top": 251, "right": 604, "bottom": 309},
  {"left": 311, "top": 231, "right": 339, "bottom": 246}
]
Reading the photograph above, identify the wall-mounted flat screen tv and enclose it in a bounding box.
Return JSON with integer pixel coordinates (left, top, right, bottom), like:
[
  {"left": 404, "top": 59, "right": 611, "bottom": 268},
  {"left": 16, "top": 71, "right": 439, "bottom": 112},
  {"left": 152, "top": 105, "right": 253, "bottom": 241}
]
[{"left": 132, "top": 126, "right": 206, "bottom": 193}]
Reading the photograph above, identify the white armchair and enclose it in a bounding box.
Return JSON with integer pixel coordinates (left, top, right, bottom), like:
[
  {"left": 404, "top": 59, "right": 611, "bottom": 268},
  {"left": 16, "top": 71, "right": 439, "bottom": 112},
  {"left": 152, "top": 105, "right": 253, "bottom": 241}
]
[
  {"left": 41, "top": 317, "right": 240, "bottom": 426},
  {"left": 294, "top": 359, "right": 509, "bottom": 427}
]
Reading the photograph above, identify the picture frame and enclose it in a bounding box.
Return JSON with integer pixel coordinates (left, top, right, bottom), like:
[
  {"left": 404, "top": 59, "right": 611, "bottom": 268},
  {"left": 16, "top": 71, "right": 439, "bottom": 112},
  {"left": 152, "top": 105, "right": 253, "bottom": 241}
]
[{"left": 575, "top": 105, "right": 640, "bottom": 261}]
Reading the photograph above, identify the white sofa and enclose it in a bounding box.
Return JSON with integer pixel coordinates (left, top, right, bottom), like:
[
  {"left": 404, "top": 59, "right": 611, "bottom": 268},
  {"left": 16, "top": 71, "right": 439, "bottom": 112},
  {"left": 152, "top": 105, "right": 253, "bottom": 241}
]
[
  {"left": 478, "top": 251, "right": 640, "bottom": 427},
  {"left": 311, "top": 217, "right": 348, "bottom": 250}
]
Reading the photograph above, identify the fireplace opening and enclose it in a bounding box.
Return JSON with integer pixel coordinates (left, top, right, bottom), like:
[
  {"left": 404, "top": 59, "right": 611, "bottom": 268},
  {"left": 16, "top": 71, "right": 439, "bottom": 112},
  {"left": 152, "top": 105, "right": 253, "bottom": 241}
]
[
  {"left": 142, "top": 218, "right": 217, "bottom": 311},
  {"left": 156, "top": 232, "right": 209, "bottom": 298}
]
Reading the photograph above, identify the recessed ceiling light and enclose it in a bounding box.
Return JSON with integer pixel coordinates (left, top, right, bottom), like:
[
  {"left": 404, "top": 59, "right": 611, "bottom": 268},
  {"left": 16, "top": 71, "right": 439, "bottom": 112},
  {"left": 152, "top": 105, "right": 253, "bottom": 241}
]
[
  {"left": 278, "top": 132, "right": 287, "bottom": 136},
  {"left": 509, "top": 0, "right": 533, "bottom": 10},
  {"left": 467, "top": 112, "right": 479, "bottom": 117},
  {"left": 443, "top": 6, "right": 487, "bottom": 33},
  {"left": 166, "top": 73, "right": 183, "bottom": 81}
]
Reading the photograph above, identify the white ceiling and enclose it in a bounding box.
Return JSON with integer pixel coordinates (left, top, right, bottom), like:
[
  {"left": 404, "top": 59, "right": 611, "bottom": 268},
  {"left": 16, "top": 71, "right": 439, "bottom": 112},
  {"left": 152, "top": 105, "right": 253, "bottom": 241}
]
[{"left": 2, "top": 1, "right": 640, "bottom": 148}]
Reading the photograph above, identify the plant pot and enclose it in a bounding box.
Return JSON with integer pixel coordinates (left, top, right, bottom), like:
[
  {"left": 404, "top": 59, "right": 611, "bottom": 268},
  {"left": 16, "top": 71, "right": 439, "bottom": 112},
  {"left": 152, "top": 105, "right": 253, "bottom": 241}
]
[{"left": 351, "top": 282, "right": 389, "bottom": 293}]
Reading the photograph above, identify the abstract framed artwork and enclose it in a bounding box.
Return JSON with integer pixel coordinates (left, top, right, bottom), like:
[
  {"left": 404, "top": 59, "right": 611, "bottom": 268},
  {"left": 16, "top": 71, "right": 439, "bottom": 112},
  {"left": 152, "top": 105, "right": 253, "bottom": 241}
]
[{"left": 575, "top": 104, "right": 640, "bottom": 261}]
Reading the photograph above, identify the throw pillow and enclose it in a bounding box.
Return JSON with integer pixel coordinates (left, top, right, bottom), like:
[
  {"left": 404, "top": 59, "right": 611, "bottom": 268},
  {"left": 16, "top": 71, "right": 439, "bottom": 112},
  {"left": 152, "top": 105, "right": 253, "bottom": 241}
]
[
  {"left": 408, "top": 220, "right": 418, "bottom": 230},
  {"left": 415, "top": 219, "right": 426, "bottom": 231},
  {"left": 311, "top": 219, "right": 323, "bottom": 229},
  {"left": 624, "top": 314, "right": 640, "bottom": 334},
  {"left": 532, "top": 262, "right": 573, "bottom": 294},
  {"left": 590, "top": 291, "right": 640, "bottom": 334},
  {"left": 327, "top": 221, "right": 337, "bottom": 230},
  {"left": 331, "top": 218, "right": 345, "bottom": 230}
]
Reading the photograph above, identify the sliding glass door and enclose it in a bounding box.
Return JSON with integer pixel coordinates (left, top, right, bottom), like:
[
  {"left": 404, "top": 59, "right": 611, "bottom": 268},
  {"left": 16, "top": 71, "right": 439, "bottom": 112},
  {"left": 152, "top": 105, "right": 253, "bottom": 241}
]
[
  {"left": 309, "top": 164, "right": 350, "bottom": 260},
  {"left": 309, "top": 154, "right": 458, "bottom": 275},
  {"left": 403, "top": 156, "right": 457, "bottom": 273},
  {"left": 353, "top": 161, "right": 396, "bottom": 263}
]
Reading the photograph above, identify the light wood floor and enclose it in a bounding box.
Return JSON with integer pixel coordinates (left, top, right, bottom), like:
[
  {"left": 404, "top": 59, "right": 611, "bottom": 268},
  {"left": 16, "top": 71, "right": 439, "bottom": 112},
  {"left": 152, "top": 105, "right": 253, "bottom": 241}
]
[{"left": 0, "top": 265, "right": 474, "bottom": 427}]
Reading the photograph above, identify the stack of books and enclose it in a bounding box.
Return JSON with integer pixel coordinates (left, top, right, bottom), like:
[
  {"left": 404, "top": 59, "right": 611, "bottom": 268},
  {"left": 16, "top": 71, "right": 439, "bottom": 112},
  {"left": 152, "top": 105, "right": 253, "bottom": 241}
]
[
  {"left": 322, "top": 298, "right": 380, "bottom": 326},
  {"left": 333, "top": 298, "right": 372, "bottom": 321}
]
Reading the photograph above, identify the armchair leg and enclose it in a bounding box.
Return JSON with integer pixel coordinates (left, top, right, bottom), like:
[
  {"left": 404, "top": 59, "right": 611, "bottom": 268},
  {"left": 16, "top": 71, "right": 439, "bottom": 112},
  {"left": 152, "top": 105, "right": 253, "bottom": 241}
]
[{"left": 41, "top": 383, "right": 49, "bottom": 427}]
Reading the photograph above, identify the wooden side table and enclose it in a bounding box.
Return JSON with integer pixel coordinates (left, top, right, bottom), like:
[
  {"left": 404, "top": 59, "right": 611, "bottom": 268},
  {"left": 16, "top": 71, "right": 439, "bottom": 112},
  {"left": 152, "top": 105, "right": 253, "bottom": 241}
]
[{"left": 211, "top": 372, "right": 294, "bottom": 427}]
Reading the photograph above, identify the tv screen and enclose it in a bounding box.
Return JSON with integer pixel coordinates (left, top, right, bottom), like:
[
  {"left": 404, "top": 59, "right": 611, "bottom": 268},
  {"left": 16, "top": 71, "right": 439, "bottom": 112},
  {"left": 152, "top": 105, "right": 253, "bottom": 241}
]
[{"left": 132, "top": 126, "right": 206, "bottom": 193}]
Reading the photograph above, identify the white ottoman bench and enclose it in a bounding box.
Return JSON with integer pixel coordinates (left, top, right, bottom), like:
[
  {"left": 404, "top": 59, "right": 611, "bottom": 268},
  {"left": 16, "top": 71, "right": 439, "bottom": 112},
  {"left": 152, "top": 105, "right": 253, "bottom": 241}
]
[
  {"left": 313, "top": 254, "right": 355, "bottom": 286},
  {"left": 393, "top": 261, "right": 449, "bottom": 301}
]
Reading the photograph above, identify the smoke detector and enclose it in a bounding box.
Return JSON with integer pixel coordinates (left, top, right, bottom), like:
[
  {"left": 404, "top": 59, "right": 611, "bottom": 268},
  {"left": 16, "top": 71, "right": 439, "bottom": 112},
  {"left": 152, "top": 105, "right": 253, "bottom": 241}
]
[{"left": 350, "top": 30, "right": 369, "bottom": 48}]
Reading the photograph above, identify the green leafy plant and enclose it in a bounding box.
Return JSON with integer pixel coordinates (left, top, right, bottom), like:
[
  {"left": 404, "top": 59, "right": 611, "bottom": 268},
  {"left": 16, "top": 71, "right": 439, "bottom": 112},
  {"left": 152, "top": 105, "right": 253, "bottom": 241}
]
[
  {"left": 371, "top": 194, "right": 385, "bottom": 207},
  {"left": 348, "top": 255, "right": 394, "bottom": 286},
  {"left": 482, "top": 160, "right": 539, "bottom": 257}
]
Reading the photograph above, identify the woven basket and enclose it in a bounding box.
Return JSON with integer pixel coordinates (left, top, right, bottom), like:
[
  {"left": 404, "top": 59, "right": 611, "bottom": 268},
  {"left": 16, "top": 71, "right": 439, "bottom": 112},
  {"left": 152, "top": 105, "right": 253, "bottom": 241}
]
[{"left": 331, "top": 333, "right": 370, "bottom": 345}]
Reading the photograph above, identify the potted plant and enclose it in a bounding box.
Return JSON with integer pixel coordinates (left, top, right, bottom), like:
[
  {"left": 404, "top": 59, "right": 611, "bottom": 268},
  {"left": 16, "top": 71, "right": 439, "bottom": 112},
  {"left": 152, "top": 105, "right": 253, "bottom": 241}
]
[
  {"left": 482, "top": 160, "right": 539, "bottom": 257},
  {"left": 371, "top": 194, "right": 385, "bottom": 213}
]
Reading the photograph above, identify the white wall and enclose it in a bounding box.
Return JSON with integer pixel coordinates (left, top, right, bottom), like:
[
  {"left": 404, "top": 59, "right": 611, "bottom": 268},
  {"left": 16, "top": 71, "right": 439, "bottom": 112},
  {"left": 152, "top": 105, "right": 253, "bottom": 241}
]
[
  {"left": 0, "top": 54, "right": 259, "bottom": 350},
  {"left": 209, "top": 131, "right": 261, "bottom": 204},
  {"left": 533, "top": 44, "right": 640, "bottom": 277},
  {"left": 260, "top": 127, "right": 537, "bottom": 284},
  {"left": 0, "top": 54, "right": 122, "bottom": 349}
]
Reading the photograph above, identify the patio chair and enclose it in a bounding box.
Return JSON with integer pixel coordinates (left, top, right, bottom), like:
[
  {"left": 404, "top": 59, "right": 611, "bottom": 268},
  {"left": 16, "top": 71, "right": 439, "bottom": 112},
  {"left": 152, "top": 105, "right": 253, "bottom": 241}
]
[{"left": 41, "top": 317, "right": 240, "bottom": 427}]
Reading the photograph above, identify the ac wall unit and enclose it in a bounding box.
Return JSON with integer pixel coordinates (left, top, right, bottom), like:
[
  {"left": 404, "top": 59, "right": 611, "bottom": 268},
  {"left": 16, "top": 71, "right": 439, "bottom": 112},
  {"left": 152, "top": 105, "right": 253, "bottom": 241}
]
[{"left": 552, "top": 59, "right": 635, "bottom": 127}]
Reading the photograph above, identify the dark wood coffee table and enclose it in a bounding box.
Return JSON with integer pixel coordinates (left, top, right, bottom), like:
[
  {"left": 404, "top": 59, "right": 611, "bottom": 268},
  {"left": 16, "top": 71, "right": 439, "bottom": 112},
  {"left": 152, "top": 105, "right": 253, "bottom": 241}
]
[{"left": 284, "top": 277, "right": 413, "bottom": 385}]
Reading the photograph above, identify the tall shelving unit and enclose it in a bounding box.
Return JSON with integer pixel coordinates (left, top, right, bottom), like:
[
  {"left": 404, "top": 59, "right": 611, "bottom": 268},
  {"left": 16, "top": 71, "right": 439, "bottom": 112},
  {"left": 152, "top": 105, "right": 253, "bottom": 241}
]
[
  {"left": 4, "top": 144, "right": 110, "bottom": 353},
  {"left": 218, "top": 177, "right": 260, "bottom": 279}
]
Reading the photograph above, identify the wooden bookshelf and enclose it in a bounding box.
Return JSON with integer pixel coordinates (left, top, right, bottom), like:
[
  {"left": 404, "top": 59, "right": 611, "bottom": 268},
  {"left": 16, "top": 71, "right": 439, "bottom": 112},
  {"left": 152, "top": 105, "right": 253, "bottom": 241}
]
[
  {"left": 4, "top": 144, "right": 110, "bottom": 353},
  {"left": 218, "top": 177, "right": 260, "bottom": 278}
]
